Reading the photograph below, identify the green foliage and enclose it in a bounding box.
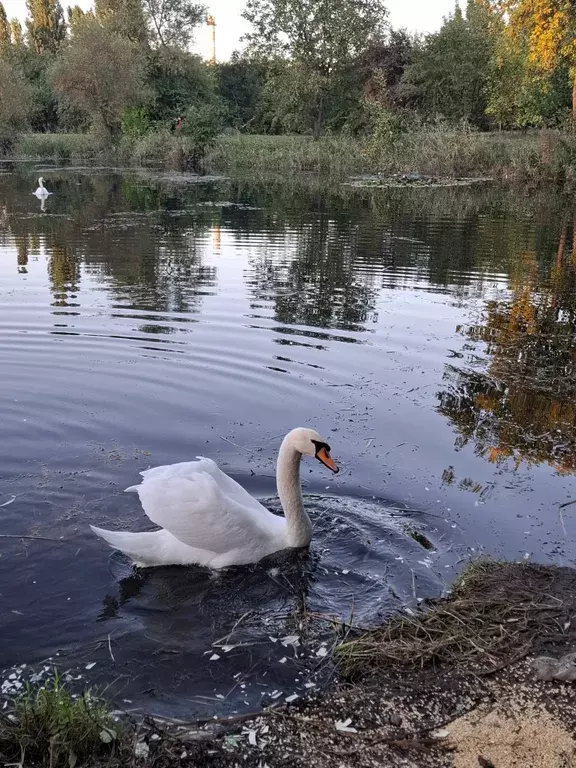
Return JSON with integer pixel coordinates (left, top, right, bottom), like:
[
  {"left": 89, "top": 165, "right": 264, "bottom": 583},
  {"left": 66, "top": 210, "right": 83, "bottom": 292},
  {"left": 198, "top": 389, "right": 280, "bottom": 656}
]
[
  {"left": 0, "top": 1, "right": 10, "bottom": 52},
  {"left": 11, "top": 48, "right": 60, "bottom": 132},
  {"left": 10, "top": 19, "right": 24, "bottom": 47},
  {"left": 403, "top": 1, "right": 496, "bottom": 126},
  {"left": 129, "top": 128, "right": 198, "bottom": 168},
  {"left": 66, "top": 4, "right": 91, "bottom": 31},
  {"left": 121, "top": 105, "right": 150, "bottom": 139},
  {"left": 94, "top": 0, "right": 147, "bottom": 43},
  {"left": 147, "top": 46, "right": 219, "bottom": 124},
  {"left": 180, "top": 102, "right": 223, "bottom": 156},
  {"left": 51, "top": 19, "right": 148, "bottom": 134},
  {"left": 0, "top": 672, "right": 120, "bottom": 768},
  {"left": 217, "top": 53, "right": 269, "bottom": 131},
  {"left": 0, "top": 58, "right": 32, "bottom": 151},
  {"left": 14, "top": 132, "right": 101, "bottom": 160},
  {"left": 142, "top": 0, "right": 206, "bottom": 49},
  {"left": 243, "top": 0, "right": 388, "bottom": 136},
  {"left": 361, "top": 30, "right": 417, "bottom": 110},
  {"left": 25, "top": 0, "right": 66, "bottom": 54}
]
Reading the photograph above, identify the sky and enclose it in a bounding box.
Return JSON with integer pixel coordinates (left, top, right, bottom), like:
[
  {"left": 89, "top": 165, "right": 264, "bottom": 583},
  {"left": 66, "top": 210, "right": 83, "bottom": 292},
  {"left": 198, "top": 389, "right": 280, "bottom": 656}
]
[{"left": 4, "top": 0, "right": 461, "bottom": 60}]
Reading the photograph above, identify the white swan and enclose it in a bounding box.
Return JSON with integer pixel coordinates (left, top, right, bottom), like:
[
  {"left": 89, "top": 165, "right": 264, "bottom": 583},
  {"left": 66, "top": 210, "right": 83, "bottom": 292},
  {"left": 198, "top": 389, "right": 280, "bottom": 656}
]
[
  {"left": 91, "top": 428, "right": 339, "bottom": 568},
  {"left": 33, "top": 177, "right": 51, "bottom": 197}
]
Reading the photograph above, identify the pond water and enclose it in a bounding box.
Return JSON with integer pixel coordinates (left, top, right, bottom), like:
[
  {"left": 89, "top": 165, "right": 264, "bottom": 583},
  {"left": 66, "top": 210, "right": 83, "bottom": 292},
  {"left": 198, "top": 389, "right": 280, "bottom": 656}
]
[{"left": 1, "top": 165, "right": 575, "bottom": 717}]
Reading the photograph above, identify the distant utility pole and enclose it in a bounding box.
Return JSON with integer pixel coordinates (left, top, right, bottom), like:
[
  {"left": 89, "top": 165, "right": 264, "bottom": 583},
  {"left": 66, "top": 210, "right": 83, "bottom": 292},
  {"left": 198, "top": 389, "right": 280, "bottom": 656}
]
[{"left": 206, "top": 15, "right": 216, "bottom": 64}]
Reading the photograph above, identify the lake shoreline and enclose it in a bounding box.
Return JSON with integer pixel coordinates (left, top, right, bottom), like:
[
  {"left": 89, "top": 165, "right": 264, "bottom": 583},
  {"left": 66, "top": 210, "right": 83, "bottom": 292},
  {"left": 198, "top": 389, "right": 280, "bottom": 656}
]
[
  {"left": 3, "top": 560, "right": 575, "bottom": 767},
  {"left": 5, "top": 129, "right": 576, "bottom": 188}
]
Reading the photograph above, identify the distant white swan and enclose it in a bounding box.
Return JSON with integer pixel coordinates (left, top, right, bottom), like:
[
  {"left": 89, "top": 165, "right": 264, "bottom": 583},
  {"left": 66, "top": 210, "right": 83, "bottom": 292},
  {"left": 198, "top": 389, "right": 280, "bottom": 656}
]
[
  {"left": 91, "top": 427, "right": 339, "bottom": 568},
  {"left": 34, "top": 177, "right": 51, "bottom": 197}
]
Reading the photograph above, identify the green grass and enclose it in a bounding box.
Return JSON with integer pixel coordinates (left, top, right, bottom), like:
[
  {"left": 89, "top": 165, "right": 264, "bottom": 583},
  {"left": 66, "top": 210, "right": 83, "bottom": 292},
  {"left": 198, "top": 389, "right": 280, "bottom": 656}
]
[
  {"left": 206, "top": 133, "right": 367, "bottom": 175},
  {"left": 0, "top": 672, "right": 121, "bottom": 768},
  {"left": 8, "top": 128, "right": 576, "bottom": 185},
  {"left": 206, "top": 129, "right": 576, "bottom": 185},
  {"left": 14, "top": 133, "right": 104, "bottom": 163}
]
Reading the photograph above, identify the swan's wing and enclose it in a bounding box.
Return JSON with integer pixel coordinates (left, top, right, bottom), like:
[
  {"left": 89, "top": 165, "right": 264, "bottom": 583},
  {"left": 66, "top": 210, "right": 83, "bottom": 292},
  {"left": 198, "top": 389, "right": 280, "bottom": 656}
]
[
  {"left": 135, "top": 458, "right": 267, "bottom": 514},
  {"left": 133, "top": 470, "right": 283, "bottom": 555}
]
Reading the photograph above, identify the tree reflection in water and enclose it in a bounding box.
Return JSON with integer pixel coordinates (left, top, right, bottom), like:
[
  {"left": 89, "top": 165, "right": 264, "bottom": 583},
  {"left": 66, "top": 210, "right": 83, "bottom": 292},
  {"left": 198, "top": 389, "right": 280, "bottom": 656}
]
[{"left": 439, "top": 218, "right": 576, "bottom": 474}]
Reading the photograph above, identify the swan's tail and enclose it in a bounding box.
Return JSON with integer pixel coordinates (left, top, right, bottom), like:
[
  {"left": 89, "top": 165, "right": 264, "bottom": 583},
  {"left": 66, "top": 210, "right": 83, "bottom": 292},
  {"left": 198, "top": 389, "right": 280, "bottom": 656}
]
[
  {"left": 90, "top": 525, "right": 208, "bottom": 567},
  {"left": 90, "top": 525, "right": 164, "bottom": 566}
]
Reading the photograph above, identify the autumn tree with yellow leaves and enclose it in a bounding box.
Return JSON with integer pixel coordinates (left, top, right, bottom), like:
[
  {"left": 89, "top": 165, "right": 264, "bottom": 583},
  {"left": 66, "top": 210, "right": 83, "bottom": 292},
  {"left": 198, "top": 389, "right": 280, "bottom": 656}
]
[{"left": 498, "top": 0, "right": 576, "bottom": 122}]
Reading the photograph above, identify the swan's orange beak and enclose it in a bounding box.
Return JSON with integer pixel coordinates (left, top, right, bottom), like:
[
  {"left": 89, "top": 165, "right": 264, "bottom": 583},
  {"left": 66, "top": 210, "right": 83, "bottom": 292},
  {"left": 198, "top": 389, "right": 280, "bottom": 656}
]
[{"left": 316, "top": 446, "right": 339, "bottom": 473}]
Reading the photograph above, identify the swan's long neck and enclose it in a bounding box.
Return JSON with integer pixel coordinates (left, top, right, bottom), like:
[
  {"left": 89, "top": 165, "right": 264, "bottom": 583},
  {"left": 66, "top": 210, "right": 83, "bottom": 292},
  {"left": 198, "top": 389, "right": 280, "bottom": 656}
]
[
  {"left": 276, "top": 437, "right": 312, "bottom": 548},
  {"left": 38, "top": 179, "right": 44, "bottom": 189}
]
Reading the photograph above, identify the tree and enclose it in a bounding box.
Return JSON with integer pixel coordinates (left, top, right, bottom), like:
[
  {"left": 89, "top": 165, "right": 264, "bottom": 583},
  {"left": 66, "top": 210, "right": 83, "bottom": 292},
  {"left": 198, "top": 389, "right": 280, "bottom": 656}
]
[
  {"left": 13, "top": 46, "right": 60, "bottom": 132},
  {"left": 0, "top": 2, "right": 10, "bottom": 53},
  {"left": 67, "top": 5, "right": 90, "bottom": 29},
  {"left": 0, "top": 59, "right": 31, "bottom": 150},
  {"left": 25, "top": 0, "right": 66, "bottom": 54},
  {"left": 147, "top": 46, "right": 219, "bottom": 122},
  {"left": 51, "top": 20, "right": 148, "bottom": 134},
  {"left": 362, "top": 29, "right": 416, "bottom": 108},
  {"left": 486, "top": 27, "right": 571, "bottom": 128},
  {"left": 10, "top": 19, "right": 24, "bottom": 47},
  {"left": 94, "top": 0, "right": 147, "bottom": 44},
  {"left": 497, "top": 0, "right": 576, "bottom": 122},
  {"left": 141, "top": 0, "right": 206, "bottom": 49},
  {"left": 403, "top": 1, "right": 497, "bottom": 126},
  {"left": 217, "top": 53, "right": 269, "bottom": 131},
  {"left": 243, "top": 0, "right": 388, "bottom": 137}
]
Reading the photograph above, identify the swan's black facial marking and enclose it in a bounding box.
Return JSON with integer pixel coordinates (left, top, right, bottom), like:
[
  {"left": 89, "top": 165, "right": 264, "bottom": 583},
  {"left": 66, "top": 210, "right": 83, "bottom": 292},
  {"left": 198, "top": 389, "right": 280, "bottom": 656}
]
[{"left": 311, "top": 440, "right": 338, "bottom": 473}]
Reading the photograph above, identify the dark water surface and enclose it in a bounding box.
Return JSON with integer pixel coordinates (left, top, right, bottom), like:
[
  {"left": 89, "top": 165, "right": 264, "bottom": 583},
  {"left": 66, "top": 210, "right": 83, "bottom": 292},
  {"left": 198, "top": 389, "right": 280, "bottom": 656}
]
[{"left": 1, "top": 165, "right": 575, "bottom": 715}]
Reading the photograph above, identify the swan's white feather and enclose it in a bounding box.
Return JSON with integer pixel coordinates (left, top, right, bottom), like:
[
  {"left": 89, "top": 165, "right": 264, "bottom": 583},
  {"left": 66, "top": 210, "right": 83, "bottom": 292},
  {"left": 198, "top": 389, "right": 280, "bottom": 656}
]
[
  {"left": 89, "top": 526, "right": 216, "bottom": 567},
  {"left": 93, "top": 457, "right": 286, "bottom": 567}
]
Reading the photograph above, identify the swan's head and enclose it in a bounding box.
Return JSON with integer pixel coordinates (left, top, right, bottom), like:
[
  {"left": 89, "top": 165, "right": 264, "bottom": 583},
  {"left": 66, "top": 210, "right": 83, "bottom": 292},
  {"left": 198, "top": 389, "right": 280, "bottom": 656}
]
[
  {"left": 285, "top": 427, "right": 339, "bottom": 473},
  {"left": 38, "top": 177, "right": 44, "bottom": 184}
]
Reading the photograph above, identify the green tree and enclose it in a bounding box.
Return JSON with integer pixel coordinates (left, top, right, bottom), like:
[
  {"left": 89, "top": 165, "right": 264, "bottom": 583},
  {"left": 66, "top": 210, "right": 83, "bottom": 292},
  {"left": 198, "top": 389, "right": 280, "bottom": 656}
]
[
  {"left": 0, "top": 58, "right": 31, "bottom": 150},
  {"left": 141, "top": 0, "right": 205, "bottom": 49},
  {"left": 51, "top": 19, "right": 148, "bottom": 134},
  {"left": 243, "top": 0, "right": 388, "bottom": 137},
  {"left": 13, "top": 47, "right": 60, "bottom": 131},
  {"left": 403, "top": 1, "right": 496, "bottom": 126},
  {"left": 25, "top": 0, "right": 66, "bottom": 54},
  {"left": 10, "top": 19, "right": 24, "bottom": 47},
  {"left": 217, "top": 53, "right": 269, "bottom": 131},
  {"left": 147, "top": 46, "right": 219, "bottom": 122},
  {"left": 67, "top": 4, "right": 92, "bottom": 29},
  {"left": 94, "top": 0, "right": 147, "bottom": 43},
  {"left": 0, "top": 2, "right": 10, "bottom": 53}
]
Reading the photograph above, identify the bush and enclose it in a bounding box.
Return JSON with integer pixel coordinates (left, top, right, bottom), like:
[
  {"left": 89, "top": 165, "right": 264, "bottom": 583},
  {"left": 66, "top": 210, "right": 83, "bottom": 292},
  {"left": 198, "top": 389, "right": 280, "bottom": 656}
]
[
  {"left": 129, "top": 129, "right": 197, "bottom": 169},
  {"left": 121, "top": 106, "right": 151, "bottom": 140},
  {"left": 180, "top": 102, "right": 224, "bottom": 158}
]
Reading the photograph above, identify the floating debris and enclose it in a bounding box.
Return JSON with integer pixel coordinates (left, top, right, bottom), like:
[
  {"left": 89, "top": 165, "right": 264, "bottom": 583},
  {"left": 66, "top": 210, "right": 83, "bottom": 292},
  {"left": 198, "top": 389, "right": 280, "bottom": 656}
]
[{"left": 335, "top": 718, "right": 357, "bottom": 733}]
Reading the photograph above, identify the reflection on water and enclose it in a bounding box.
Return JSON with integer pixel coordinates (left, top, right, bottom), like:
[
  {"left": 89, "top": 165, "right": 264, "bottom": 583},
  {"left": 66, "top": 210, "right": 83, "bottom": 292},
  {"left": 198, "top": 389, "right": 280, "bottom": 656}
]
[
  {"left": 1, "top": 165, "right": 576, "bottom": 715},
  {"left": 439, "top": 220, "right": 576, "bottom": 474}
]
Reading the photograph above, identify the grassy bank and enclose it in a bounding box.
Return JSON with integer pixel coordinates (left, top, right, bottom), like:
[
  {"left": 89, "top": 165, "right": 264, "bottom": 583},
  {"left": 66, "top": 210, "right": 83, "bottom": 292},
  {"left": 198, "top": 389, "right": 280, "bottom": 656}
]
[
  {"left": 2, "top": 560, "right": 576, "bottom": 767},
  {"left": 206, "top": 130, "right": 576, "bottom": 185},
  {"left": 8, "top": 129, "right": 576, "bottom": 185}
]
